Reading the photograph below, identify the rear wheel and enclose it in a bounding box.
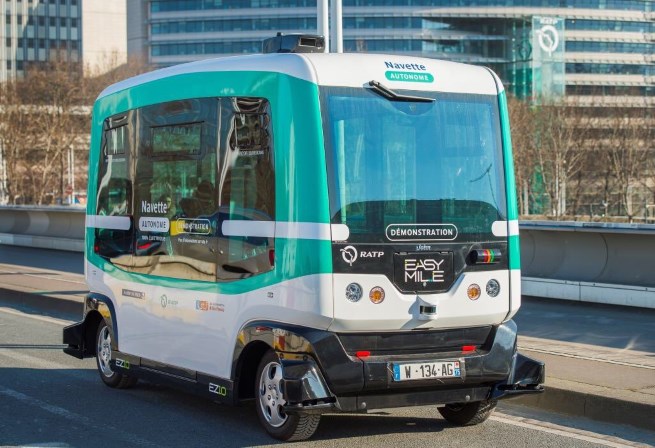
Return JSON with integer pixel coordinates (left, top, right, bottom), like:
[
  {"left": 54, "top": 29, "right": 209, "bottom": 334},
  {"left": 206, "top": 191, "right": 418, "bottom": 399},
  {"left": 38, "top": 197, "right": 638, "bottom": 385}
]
[
  {"left": 438, "top": 399, "right": 497, "bottom": 426},
  {"left": 95, "top": 321, "right": 137, "bottom": 389},
  {"left": 255, "top": 350, "right": 320, "bottom": 441}
]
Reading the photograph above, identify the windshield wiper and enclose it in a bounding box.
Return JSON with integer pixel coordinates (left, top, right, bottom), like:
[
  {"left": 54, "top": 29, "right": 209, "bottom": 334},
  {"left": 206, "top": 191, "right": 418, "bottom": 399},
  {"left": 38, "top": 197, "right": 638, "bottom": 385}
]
[{"left": 367, "top": 80, "right": 435, "bottom": 103}]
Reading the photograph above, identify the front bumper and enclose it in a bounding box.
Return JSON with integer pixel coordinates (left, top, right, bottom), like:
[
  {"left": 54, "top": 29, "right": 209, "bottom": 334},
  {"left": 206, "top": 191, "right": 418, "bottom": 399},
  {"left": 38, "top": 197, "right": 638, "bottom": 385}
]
[{"left": 278, "top": 320, "right": 544, "bottom": 413}]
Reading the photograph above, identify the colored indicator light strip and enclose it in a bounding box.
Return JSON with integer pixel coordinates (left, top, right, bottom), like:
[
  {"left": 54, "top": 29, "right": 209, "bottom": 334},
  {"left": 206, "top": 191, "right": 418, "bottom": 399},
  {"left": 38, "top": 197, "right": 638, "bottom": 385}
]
[{"left": 472, "top": 249, "right": 501, "bottom": 264}]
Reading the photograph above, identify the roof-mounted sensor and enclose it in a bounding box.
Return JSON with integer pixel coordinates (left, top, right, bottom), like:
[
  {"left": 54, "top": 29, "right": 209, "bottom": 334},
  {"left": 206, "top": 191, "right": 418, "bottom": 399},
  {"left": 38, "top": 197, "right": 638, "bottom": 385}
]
[{"left": 262, "top": 33, "right": 325, "bottom": 54}]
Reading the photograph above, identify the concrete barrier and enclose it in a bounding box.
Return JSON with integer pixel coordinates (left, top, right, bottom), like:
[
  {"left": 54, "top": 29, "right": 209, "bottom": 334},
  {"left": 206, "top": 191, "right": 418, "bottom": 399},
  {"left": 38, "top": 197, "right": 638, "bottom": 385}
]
[
  {"left": 1, "top": 207, "right": 653, "bottom": 308},
  {"left": 0, "top": 205, "right": 85, "bottom": 252},
  {"left": 520, "top": 221, "right": 655, "bottom": 309}
]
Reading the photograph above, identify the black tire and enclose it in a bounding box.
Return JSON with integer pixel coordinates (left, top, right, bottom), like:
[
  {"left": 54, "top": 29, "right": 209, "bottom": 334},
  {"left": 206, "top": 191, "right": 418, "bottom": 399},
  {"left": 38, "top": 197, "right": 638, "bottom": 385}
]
[
  {"left": 254, "top": 350, "right": 320, "bottom": 442},
  {"left": 438, "top": 399, "right": 497, "bottom": 426},
  {"left": 95, "top": 320, "right": 137, "bottom": 389}
]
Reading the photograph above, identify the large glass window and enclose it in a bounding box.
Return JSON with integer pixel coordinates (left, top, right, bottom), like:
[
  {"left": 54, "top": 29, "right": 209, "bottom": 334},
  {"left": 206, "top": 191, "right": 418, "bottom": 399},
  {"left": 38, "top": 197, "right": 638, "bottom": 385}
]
[
  {"left": 218, "top": 98, "right": 275, "bottom": 280},
  {"left": 95, "top": 114, "right": 134, "bottom": 258},
  {"left": 321, "top": 87, "right": 505, "bottom": 244},
  {"left": 95, "top": 97, "right": 275, "bottom": 283}
]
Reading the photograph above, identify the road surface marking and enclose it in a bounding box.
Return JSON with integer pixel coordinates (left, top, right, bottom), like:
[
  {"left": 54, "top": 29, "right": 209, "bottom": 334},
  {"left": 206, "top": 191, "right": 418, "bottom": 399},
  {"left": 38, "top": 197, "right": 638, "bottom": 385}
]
[
  {"left": 0, "top": 386, "right": 159, "bottom": 448},
  {"left": 0, "top": 266, "right": 85, "bottom": 285},
  {"left": 520, "top": 347, "right": 655, "bottom": 370},
  {"left": 493, "top": 412, "right": 647, "bottom": 447}
]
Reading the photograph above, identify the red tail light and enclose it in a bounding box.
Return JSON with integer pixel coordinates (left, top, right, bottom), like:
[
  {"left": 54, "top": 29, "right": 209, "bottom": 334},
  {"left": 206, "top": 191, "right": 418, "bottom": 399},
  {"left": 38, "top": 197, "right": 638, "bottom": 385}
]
[
  {"left": 355, "top": 351, "right": 371, "bottom": 359},
  {"left": 269, "top": 249, "right": 275, "bottom": 266},
  {"left": 462, "top": 345, "right": 477, "bottom": 353}
]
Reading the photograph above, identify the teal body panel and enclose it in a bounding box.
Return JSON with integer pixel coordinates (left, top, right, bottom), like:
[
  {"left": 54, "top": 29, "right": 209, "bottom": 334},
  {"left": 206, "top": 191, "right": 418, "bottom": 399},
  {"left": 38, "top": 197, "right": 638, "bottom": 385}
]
[
  {"left": 86, "top": 70, "right": 333, "bottom": 293},
  {"left": 498, "top": 90, "right": 520, "bottom": 271}
]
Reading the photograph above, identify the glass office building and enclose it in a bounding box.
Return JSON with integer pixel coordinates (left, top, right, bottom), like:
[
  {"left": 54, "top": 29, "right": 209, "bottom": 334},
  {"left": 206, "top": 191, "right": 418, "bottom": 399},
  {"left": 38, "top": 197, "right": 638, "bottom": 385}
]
[
  {"left": 128, "top": 0, "right": 654, "bottom": 105},
  {"left": 1, "top": 0, "right": 82, "bottom": 81},
  {"left": 0, "top": 0, "right": 126, "bottom": 82}
]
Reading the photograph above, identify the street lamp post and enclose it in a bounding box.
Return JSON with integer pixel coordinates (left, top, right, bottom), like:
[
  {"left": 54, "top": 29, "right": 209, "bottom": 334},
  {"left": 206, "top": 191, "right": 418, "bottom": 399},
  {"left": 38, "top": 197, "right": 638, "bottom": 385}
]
[{"left": 318, "top": 0, "right": 342, "bottom": 53}]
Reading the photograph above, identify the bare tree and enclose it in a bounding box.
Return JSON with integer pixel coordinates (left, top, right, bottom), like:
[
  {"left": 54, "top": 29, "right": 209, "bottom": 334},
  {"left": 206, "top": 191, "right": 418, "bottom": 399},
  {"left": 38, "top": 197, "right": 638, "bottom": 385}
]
[
  {"left": 507, "top": 95, "right": 535, "bottom": 216},
  {"left": 0, "top": 57, "right": 152, "bottom": 205},
  {"left": 605, "top": 108, "right": 651, "bottom": 222},
  {"left": 0, "top": 81, "right": 37, "bottom": 203}
]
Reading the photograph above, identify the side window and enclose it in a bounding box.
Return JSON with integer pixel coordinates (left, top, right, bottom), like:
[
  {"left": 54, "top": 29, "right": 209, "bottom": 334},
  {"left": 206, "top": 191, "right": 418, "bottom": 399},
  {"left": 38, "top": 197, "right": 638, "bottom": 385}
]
[
  {"left": 218, "top": 97, "right": 275, "bottom": 280},
  {"left": 96, "top": 96, "right": 275, "bottom": 283},
  {"left": 95, "top": 114, "right": 134, "bottom": 259},
  {"left": 127, "top": 98, "right": 220, "bottom": 282}
]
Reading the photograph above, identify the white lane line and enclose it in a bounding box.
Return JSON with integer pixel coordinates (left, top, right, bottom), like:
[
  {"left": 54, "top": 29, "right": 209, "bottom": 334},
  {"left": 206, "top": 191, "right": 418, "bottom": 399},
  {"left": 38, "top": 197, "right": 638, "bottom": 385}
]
[
  {"left": 0, "top": 307, "right": 74, "bottom": 326},
  {"left": 0, "top": 386, "right": 159, "bottom": 448},
  {"left": 0, "top": 346, "right": 89, "bottom": 371},
  {"left": 519, "top": 347, "right": 655, "bottom": 370},
  {"left": 492, "top": 413, "right": 647, "bottom": 448},
  {"left": 0, "top": 266, "right": 86, "bottom": 285}
]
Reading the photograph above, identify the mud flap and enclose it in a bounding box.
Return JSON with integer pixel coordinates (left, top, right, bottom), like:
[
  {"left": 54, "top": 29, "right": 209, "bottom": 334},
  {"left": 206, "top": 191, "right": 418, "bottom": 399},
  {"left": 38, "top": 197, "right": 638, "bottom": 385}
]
[{"left": 63, "top": 321, "right": 86, "bottom": 359}]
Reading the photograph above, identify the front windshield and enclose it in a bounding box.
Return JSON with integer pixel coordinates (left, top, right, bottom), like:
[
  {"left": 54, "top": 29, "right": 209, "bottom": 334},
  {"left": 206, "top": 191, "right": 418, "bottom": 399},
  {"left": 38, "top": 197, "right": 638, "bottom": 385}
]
[{"left": 321, "top": 86, "right": 506, "bottom": 244}]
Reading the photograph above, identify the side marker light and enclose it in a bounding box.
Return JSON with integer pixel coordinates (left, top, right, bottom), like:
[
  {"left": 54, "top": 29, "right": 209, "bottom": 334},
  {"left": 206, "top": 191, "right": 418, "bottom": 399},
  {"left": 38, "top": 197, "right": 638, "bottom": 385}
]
[
  {"left": 369, "top": 286, "right": 385, "bottom": 304},
  {"left": 467, "top": 284, "right": 481, "bottom": 300}
]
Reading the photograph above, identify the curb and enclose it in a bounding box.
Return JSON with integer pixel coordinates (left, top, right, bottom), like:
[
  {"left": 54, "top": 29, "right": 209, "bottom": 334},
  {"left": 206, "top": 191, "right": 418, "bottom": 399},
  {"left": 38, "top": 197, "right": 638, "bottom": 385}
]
[{"left": 507, "top": 384, "right": 655, "bottom": 432}]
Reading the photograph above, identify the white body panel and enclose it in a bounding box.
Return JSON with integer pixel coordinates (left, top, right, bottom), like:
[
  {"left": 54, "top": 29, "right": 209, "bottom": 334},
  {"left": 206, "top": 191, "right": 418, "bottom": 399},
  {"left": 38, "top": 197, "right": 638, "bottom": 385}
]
[
  {"left": 87, "top": 261, "right": 332, "bottom": 378},
  {"left": 98, "top": 53, "right": 500, "bottom": 100},
  {"left": 302, "top": 53, "right": 498, "bottom": 95},
  {"left": 331, "top": 270, "right": 510, "bottom": 332}
]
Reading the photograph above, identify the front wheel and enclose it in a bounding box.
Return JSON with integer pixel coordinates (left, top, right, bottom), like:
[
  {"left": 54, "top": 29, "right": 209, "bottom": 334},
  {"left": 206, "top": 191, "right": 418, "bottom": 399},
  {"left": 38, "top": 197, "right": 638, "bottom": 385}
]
[
  {"left": 255, "top": 350, "right": 320, "bottom": 441},
  {"left": 438, "top": 399, "right": 497, "bottom": 426},
  {"left": 95, "top": 320, "right": 137, "bottom": 389}
]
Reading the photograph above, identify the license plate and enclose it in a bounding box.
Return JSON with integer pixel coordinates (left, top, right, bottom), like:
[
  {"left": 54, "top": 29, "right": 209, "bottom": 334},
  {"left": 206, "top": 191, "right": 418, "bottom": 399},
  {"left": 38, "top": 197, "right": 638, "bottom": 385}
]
[{"left": 392, "top": 360, "right": 462, "bottom": 382}]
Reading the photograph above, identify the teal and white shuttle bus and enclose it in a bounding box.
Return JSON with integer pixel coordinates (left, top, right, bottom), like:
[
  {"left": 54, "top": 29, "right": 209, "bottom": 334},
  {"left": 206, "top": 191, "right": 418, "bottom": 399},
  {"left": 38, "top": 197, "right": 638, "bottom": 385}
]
[{"left": 64, "top": 35, "right": 544, "bottom": 441}]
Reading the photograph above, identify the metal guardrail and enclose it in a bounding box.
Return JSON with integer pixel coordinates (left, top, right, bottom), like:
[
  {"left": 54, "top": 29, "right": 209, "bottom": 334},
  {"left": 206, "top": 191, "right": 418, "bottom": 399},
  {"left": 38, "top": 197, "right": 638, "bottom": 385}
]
[{"left": 0, "top": 206, "right": 653, "bottom": 308}]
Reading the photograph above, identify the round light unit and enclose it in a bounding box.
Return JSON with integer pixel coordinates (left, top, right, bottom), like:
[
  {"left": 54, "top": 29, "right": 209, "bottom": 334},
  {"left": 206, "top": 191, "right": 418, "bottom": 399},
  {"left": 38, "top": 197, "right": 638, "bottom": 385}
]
[
  {"left": 486, "top": 279, "right": 501, "bottom": 298},
  {"left": 369, "top": 286, "right": 385, "bottom": 304},
  {"left": 467, "top": 284, "right": 481, "bottom": 301},
  {"left": 345, "top": 283, "right": 363, "bottom": 302}
]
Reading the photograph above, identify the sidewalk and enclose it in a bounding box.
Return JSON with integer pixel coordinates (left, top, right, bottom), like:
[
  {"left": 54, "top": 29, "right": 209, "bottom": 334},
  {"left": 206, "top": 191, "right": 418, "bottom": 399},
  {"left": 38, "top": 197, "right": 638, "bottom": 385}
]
[
  {"left": 513, "top": 335, "right": 655, "bottom": 431},
  {"left": 1, "top": 245, "right": 654, "bottom": 431}
]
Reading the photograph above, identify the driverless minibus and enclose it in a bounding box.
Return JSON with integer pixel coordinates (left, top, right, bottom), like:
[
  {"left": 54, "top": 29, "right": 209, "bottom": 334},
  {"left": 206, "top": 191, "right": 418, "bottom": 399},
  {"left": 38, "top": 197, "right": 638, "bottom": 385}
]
[{"left": 64, "top": 34, "right": 544, "bottom": 441}]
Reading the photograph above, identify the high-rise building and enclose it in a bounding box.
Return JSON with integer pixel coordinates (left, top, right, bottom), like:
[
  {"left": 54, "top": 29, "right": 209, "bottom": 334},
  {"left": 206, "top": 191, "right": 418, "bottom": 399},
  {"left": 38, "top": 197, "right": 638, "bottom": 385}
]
[
  {"left": 0, "top": 0, "right": 126, "bottom": 82},
  {"left": 128, "top": 0, "right": 653, "bottom": 106}
]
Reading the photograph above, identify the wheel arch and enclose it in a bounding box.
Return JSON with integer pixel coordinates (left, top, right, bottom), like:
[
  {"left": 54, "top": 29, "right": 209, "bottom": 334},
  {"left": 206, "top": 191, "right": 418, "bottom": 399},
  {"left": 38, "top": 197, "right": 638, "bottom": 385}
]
[
  {"left": 231, "top": 321, "right": 317, "bottom": 402},
  {"left": 84, "top": 292, "right": 119, "bottom": 351},
  {"left": 235, "top": 340, "right": 271, "bottom": 401}
]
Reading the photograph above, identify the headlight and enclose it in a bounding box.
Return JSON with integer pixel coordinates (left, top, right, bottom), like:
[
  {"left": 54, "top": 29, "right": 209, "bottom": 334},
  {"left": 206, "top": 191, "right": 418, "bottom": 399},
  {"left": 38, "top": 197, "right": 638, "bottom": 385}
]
[{"left": 345, "top": 283, "right": 363, "bottom": 302}]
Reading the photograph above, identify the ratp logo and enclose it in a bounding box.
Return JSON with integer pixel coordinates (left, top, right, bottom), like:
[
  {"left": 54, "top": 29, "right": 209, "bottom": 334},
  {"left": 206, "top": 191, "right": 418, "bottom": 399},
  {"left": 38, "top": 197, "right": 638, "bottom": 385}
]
[
  {"left": 537, "top": 25, "right": 559, "bottom": 56},
  {"left": 340, "top": 245, "right": 358, "bottom": 266}
]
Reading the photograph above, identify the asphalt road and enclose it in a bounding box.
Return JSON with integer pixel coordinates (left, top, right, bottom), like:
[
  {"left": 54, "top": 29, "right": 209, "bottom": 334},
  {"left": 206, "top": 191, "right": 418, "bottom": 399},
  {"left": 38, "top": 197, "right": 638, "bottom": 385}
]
[{"left": 1, "top": 300, "right": 654, "bottom": 447}]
